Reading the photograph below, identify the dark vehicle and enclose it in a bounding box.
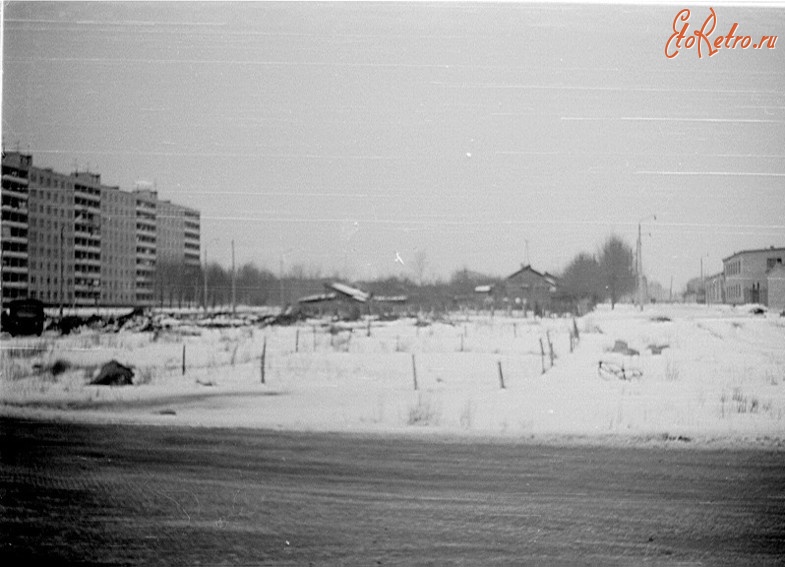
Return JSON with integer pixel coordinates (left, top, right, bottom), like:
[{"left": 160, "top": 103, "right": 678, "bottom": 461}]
[{"left": 2, "top": 298, "right": 45, "bottom": 336}]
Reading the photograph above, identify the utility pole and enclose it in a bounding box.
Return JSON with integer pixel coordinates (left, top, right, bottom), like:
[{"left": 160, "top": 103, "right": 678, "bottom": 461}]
[
  {"left": 231, "top": 239, "right": 236, "bottom": 317},
  {"left": 279, "top": 255, "right": 284, "bottom": 307},
  {"left": 701, "top": 253, "right": 709, "bottom": 305},
  {"left": 636, "top": 214, "right": 656, "bottom": 310},
  {"left": 636, "top": 224, "right": 642, "bottom": 310},
  {"left": 203, "top": 247, "right": 208, "bottom": 313},
  {"left": 59, "top": 224, "right": 64, "bottom": 319}
]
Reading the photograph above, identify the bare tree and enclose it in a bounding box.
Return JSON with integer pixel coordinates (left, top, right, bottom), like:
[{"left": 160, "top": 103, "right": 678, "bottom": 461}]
[
  {"left": 598, "top": 235, "right": 635, "bottom": 310},
  {"left": 413, "top": 249, "right": 428, "bottom": 285},
  {"left": 560, "top": 252, "right": 603, "bottom": 307}
]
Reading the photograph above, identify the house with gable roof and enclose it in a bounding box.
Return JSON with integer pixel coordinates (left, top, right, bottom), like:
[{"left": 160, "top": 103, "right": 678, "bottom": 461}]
[{"left": 497, "top": 264, "right": 562, "bottom": 315}]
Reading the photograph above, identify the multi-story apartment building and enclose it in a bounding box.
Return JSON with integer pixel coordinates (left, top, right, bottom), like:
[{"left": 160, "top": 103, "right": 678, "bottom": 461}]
[
  {"left": 155, "top": 199, "right": 202, "bottom": 306},
  {"left": 101, "top": 185, "right": 137, "bottom": 306},
  {"left": 183, "top": 207, "right": 201, "bottom": 272},
  {"left": 157, "top": 199, "right": 186, "bottom": 264},
  {"left": 1, "top": 151, "right": 200, "bottom": 308},
  {"left": 27, "top": 167, "right": 75, "bottom": 309},
  {"left": 72, "top": 171, "right": 103, "bottom": 306},
  {"left": 1, "top": 152, "right": 31, "bottom": 303},
  {"left": 722, "top": 246, "right": 785, "bottom": 307},
  {"left": 134, "top": 188, "right": 158, "bottom": 306}
]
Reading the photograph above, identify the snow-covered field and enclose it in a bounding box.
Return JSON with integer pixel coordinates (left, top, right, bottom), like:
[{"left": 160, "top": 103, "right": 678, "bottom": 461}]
[{"left": 2, "top": 303, "right": 784, "bottom": 447}]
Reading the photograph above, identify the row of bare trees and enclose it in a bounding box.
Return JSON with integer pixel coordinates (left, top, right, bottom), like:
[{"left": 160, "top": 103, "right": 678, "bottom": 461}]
[
  {"left": 151, "top": 259, "right": 502, "bottom": 312},
  {"left": 151, "top": 236, "right": 636, "bottom": 312},
  {"left": 559, "top": 234, "right": 636, "bottom": 310},
  {"left": 153, "top": 261, "right": 279, "bottom": 309}
]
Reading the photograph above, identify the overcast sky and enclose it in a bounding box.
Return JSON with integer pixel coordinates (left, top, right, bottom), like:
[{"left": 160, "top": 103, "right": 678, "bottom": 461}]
[{"left": 3, "top": 1, "right": 784, "bottom": 291}]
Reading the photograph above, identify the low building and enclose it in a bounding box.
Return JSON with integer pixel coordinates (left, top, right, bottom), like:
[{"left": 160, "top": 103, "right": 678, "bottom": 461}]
[
  {"left": 767, "top": 263, "right": 785, "bottom": 311},
  {"left": 705, "top": 272, "right": 725, "bottom": 305},
  {"left": 498, "top": 264, "right": 561, "bottom": 314},
  {"left": 722, "top": 246, "right": 785, "bottom": 307}
]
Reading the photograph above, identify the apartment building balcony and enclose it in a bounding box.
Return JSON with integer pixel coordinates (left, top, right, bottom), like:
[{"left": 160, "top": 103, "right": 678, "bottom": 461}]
[
  {"left": 74, "top": 245, "right": 101, "bottom": 256},
  {"left": 74, "top": 257, "right": 101, "bottom": 267},
  {"left": 74, "top": 227, "right": 101, "bottom": 241},
  {"left": 2, "top": 172, "right": 29, "bottom": 186},
  {"left": 74, "top": 200, "right": 100, "bottom": 211},
  {"left": 0, "top": 263, "right": 28, "bottom": 275},
  {"left": 136, "top": 254, "right": 156, "bottom": 264},
  {"left": 74, "top": 283, "right": 100, "bottom": 294},
  {"left": 1, "top": 248, "right": 29, "bottom": 260},
  {"left": 2, "top": 200, "right": 28, "bottom": 213},
  {"left": 74, "top": 272, "right": 100, "bottom": 283},
  {"left": 2, "top": 233, "right": 28, "bottom": 246},
  {"left": 1, "top": 217, "right": 28, "bottom": 230}
]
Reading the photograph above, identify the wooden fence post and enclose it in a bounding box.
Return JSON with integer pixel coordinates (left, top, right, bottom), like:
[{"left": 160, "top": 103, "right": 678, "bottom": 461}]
[
  {"left": 497, "top": 361, "right": 505, "bottom": 389},
  {"left": 182, "top": 344, "right": 186, "bottom": 375},
  {"left": 539, "top": 338, "right": 546, "bottom": 374},
  {"left": 261, "top": 336, "right": 267, "bottom": 384},
  {"left": 411, "top": 354, "right": 418, "bottom": 391},
  {"left": 295, "top": 329, "right": 300, "bottom": 353},
  {"left": 547, "top": 331, "right": 555, "bottom": 367}
]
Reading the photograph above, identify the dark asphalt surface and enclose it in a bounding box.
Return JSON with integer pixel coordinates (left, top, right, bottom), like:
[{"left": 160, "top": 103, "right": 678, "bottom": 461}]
[{"left": 1, "top": 417, "right": 784, "bottom": 566}]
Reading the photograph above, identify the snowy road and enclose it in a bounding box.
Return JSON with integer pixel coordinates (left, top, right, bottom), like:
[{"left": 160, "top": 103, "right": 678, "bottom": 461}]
[{"left": 2, "top": 417, "right": 783, "bottom": 565}]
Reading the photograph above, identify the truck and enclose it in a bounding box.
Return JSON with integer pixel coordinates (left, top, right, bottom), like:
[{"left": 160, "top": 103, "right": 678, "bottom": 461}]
[{"left": 2, "top": 298, "right": 46, "bottom": 336}]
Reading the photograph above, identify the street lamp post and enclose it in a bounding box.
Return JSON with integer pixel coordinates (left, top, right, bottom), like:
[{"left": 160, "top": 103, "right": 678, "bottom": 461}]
[
  {"left": 203, "top": 247, "right": 208, "bottom": 313},
  {"left": 201, "top": 238, "right": 222, "bottom": 313},
  {"left": 231, "top": 239, "right": 236, "bottom": 317},
  {"left": 636, "top": 214, "right": 656, "bottom": 311},
  {"left": 278, "top": 248, "right": 297, "bottom": 309},
  {"left": 701, "top": 253, "right": 709, "bottom": 305},
  {"left": 59, "top": 224, "right": 64, "bottom": 319}
]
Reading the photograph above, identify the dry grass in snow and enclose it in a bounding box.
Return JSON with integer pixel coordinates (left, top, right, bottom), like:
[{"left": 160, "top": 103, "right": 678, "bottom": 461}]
[{"left": 2, "top": 303, "right": 784, "bottom": 447}]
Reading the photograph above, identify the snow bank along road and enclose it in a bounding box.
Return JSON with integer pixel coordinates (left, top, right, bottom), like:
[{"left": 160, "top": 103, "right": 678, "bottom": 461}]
[{"left": 1, "top": 417, "right": 783, "bottom": 565}]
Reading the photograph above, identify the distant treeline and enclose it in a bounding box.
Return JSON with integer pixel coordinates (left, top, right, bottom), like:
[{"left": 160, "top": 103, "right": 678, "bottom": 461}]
[
  {"left": 153, "top": 260, "right": 503, "bottom": 312},
  {"left": 155, "top": 234, "right": 640, "bottom": 312}
]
